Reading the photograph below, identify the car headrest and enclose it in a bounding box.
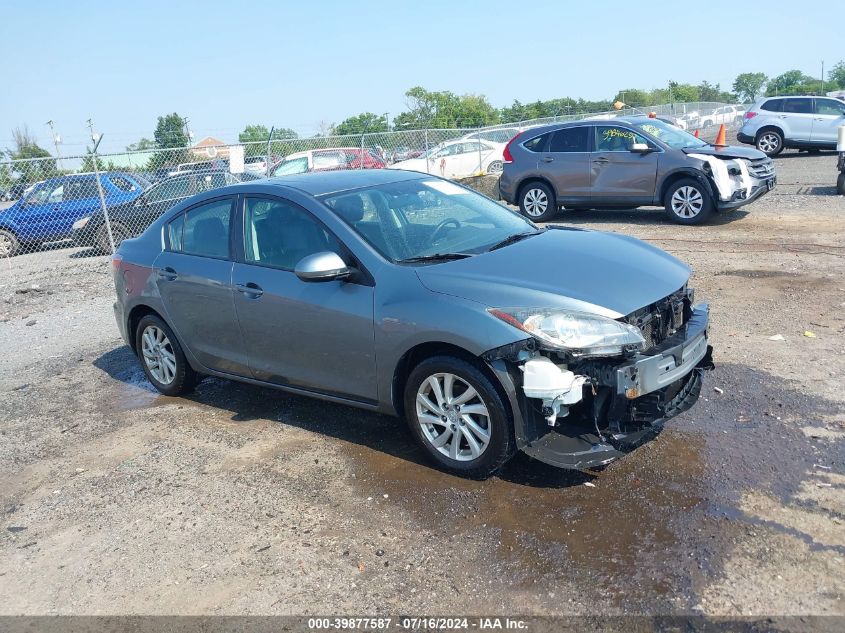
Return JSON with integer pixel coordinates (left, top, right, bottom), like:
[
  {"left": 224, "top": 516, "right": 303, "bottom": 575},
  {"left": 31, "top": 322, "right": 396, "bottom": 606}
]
[{"left": 332, "top": 195, "right": 365, "bottom": 223}]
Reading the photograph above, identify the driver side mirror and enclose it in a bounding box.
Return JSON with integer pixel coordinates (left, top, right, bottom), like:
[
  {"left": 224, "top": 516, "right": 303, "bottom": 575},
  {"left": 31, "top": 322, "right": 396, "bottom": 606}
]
[
  {"left": 295, "top": 251, "right": 350, "bottom": 282},
  {"left": 631, "top": 143, "right": 654, "bottom": 153}
]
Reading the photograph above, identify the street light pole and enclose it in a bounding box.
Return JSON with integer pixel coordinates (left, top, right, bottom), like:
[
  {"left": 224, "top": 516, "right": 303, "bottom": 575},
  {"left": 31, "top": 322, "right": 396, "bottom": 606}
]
[{"left": 45, "top": 120, "right": 63, "bottom": 171}]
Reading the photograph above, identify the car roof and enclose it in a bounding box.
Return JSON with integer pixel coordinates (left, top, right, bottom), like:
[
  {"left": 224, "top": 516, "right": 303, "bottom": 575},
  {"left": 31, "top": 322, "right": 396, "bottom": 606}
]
[{"left": 232, "top": 168, "right": 428, "bottom": 197}]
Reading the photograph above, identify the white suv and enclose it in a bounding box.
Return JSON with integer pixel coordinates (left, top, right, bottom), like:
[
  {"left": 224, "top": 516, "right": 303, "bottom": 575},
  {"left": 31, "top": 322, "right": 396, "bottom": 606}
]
[{"left": 737, "top": 96, "right": 845, "bottom": 156}]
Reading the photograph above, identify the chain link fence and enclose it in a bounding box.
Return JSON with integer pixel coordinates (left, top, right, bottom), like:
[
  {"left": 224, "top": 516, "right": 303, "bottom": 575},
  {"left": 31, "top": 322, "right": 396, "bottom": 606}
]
[{"left": 0, "top": 102, "right": 745, "bottom": 285}]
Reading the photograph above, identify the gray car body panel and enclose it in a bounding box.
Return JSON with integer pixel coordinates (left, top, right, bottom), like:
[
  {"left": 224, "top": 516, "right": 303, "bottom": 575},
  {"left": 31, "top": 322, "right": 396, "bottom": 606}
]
[{"left": 113, "top": 171, "right": 704, "bottom": 467}]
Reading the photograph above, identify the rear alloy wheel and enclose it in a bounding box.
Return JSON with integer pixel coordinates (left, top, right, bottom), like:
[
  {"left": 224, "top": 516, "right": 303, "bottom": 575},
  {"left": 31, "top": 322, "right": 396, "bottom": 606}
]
[
  {"left": 518, "top": 182, "right": 557, "bottom": 222},
  {"left": 404, "top": 356, "right": 515, "bottom": 478},
  {"left": 136, "top": 314, "right": 197, "bottom": 396},
  {"left": 487, "top": 160, "right": 503, "bottom": 174},
  {"left": 0, "top": 229, "right": 20, "bottom": 258},
  {"left": 663, "top": 178, "right": 713, "bottom": 225},
  {"left": 95, "top": 222, "right": 129, "bottom": 254},
  {"left": 756, "top": 130, "right": 784, "bottom": 156}
]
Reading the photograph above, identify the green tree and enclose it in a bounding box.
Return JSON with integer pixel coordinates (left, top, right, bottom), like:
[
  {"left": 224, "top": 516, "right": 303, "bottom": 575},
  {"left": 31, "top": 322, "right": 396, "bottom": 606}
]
[
  {"left": 10, "top": 125, "right": 57, "bottom": 183},
  {"left": 151, "top": 113, "right": 189, "bottom": 169},
  {"left": 698, "top": 81, "right": 735, "bottom": 103},
  {"left": 333, "top": 113, "right": 389, "bottom": 136},
  {"left": 238, "top": 124, "right": 298, "bottom": 143},
  {"left": 393, "top": 87, "right": 499, "bottom": 129},
  {"left": 126, "top": 138, "right": 156, "bottom": 152},
  {"left": 612, "top": 89, "right": 652, "bottom": 107},
  {"left": 732, "top": 72, "right": 768, "bottom": 103},
  {"left": 828, "top": 61, "right": 845, "bottom": 89},
  {"left": 766, "top": 70, "right": 813, "bottom": 96}
]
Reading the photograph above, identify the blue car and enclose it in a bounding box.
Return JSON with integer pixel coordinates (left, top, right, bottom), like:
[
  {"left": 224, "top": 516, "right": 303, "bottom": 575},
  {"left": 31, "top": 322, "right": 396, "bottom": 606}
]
[{"left": 0, "top": 171, "right": 149, "bottom": 257}]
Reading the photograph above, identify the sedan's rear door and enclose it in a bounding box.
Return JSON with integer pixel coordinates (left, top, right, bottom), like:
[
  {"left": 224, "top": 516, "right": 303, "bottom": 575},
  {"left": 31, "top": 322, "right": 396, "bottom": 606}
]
[{"left": 154, "top": 196, "right": 251, "bottom": 376}]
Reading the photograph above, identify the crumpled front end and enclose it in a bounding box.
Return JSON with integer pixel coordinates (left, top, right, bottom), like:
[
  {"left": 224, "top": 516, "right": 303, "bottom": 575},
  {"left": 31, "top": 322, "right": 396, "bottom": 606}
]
[
  {"left": 690, "top": 153, "right": 776, "bottom": 211},
  {"left": 484, "top": 289, "right": 714, "bottom": 470}
]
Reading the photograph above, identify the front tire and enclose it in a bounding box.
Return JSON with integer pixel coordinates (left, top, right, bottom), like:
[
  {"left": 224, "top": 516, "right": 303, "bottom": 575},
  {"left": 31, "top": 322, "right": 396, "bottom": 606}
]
[
  {"left": 403, "top": 356, "right": 515, "bottom": 479},
  {"left": 663, "top": 178, "right": 714, "bottom": 225},
  {"left": 518, "top": 182, "right": 558, "bottom": 222},
  {"left": 838, "top": 172, "right": 845, "bottom": 196},
  {"left": 756, "top": 129, "right": 784, "bottom": 156},
  {"left": 0, "top": 229, "right": 20, "bottom": 258},
  {"left": 135, "top": 314, "right": 197, "bottom": 396}
]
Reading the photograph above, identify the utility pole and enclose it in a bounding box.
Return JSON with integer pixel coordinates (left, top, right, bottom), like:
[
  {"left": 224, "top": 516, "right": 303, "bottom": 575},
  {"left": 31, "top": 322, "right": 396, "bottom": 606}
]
[
  {"left": 45, "top": 120, "right": 63, "bottom": 170},
  {"left": 183, "top": 117, "right": 194, "bottom": 147},
  {"left": 821, "top": 60, "right": 825, "bottom": 95}
]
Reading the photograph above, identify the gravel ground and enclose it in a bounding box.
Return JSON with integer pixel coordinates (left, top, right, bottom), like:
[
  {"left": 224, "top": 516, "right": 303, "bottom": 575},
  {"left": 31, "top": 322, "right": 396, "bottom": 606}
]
[{"left": 0, "top": 149, "right": 844, "bottom": 620}]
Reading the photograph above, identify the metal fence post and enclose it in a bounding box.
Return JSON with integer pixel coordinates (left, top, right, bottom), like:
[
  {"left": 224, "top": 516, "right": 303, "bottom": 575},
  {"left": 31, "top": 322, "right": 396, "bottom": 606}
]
[
  {"left": 424, "top": 129, "right": 430, "bottom": 174},
  {"left": 265, "top": 125, "right": 275, "bottom": 177},
  {"left": 360, "top": 133, "right": 365, "bottom": 169},
  {"left": 90, "top": 135, "right": 116, "bottom": 254}
]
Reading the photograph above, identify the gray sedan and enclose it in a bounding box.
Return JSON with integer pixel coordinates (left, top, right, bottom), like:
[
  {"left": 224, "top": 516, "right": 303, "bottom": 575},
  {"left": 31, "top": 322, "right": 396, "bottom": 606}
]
[{"left": 112, "top": 169, "right": 713, "bottom": 478}]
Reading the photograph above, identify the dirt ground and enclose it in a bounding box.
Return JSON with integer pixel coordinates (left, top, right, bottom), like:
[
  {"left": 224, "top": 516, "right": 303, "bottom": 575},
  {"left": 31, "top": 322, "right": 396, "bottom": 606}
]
[{"left": 1, "top": 149, "right": 844, "bottom": 620}]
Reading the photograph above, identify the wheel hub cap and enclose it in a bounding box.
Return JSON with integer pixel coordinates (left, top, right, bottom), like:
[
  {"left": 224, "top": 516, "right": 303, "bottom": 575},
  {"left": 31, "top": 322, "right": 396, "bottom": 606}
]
[
  {"left": 671, "top": 186, "right": 703, "bottom": 218},
  {"left": 141, "top": 325, "right": 176, "bottom": 385},
  {"left": 524, "top": 188, "right": 548, "bottom": 217}
]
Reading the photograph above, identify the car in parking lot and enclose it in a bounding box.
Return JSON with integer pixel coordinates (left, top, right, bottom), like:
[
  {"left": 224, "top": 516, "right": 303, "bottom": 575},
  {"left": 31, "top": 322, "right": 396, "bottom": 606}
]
[
  {"left": 0, "top": 171, "right": 149, "bottom": 257},
  {"left": 389, "top": 139, "right": 506, "bottom": 178},
  {"left": 499, "top": 118, "right": 775, "bottom": 224},
  {"left": 270, "top": 148, "right": 385, "bottom": 176},
  {"left": 112, "top": 169, "right": 713, "bottom": 478},
  {"left": 737, "top": 96, "right": 845, "bottom": 156},
  {"left": 71, "top": 169, "right": 244, "bottom": 252},
  {"left": 698, "top": 105, "right": 746, "bottom": 130}
]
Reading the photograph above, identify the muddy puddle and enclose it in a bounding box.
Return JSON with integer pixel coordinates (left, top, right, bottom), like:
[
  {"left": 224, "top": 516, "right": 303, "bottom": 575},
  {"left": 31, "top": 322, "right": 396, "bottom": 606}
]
[{"left": 95, "top": 347, "right": 844, "bottom": 611}]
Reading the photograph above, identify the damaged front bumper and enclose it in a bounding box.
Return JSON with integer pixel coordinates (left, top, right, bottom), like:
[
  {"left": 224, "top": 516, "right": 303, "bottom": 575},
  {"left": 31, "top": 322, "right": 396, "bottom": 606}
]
[{"left": 486, "top": 304, "right": 713, "bottom": 470}]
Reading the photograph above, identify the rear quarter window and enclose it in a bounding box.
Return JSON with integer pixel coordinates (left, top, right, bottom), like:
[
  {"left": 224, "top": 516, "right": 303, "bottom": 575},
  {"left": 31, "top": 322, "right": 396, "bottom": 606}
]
[
  {"left": 760, "top": 100, "right": 783, "bottom": 112},
  {"left": 522, "top": 133, "right": 551, "bottom": 152}
]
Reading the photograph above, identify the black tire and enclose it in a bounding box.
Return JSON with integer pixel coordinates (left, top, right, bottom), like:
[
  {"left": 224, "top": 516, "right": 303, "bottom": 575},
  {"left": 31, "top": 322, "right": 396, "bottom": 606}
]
[
  {"left": 403, "top": 355, "right": 515, "bottom": 479},
  {"left": 0, "top": 228, "right": 20, "bottom": 258},
  {"left": 518, "top": 181, "right": 558, "bottom": 222},
  {"left": 95, "top": 222, "right": 130, "bottom": 254},
  {"left": 755, "top": 129, "right": 784, "bottom": 157},
  {"left": 838, "top": 172, "right": 845, "bottom": 196},
  {"left": 663, "top": 178, "right": 714, "bottom": 225},
  {"left": 135, "top": 314, "right": 198, "bottom": 396}
]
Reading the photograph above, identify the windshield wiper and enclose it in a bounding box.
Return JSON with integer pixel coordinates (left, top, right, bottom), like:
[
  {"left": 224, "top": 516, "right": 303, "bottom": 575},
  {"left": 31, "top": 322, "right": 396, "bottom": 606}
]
[
  {"left": 398, "top": 252, "right": 474, "bottom": 264},
  {"left": 487, "top": 230, "right": 544, "bottom": 252}
]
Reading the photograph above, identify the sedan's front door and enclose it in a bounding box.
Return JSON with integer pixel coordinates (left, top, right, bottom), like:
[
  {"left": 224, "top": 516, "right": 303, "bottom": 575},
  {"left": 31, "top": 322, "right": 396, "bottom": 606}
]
[
  {"left": 154, "top": 196, "right": 251, "bottom": 376},
  {"left": 590, "top": 125, "right": 659, "bottom": 205},
  {"left": 811, "top": 98, "right": 845, "bottom": 144},
  {"left": 232, "top": 196, "right": 377, "bottom": 402}
]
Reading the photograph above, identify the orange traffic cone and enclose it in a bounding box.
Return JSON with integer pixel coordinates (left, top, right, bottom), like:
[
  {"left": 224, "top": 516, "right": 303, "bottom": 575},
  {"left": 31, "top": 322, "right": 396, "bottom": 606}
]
[
  {"left": 693, "top": 129, "right": 700, "bottom": 138},
  {"left": 714, "top": 124, "right": 726, "bottom": 147}
]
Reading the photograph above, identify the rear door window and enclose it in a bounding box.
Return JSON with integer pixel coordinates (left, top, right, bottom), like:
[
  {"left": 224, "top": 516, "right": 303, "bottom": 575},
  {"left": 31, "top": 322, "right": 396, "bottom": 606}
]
[
  {"left": 782, "top": 98, "right": 812, "bottom": 114},
  {"left": 549, "top": 127, "right": 589, "bottom": 152},
  {"left": 181, "top": 198, "right": 233, "bottom": 259}
]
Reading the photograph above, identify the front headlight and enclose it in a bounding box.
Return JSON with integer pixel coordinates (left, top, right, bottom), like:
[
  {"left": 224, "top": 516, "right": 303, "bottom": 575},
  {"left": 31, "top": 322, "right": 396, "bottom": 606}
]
[
  {"left": 489, "top": 308, "right": 645, "bottom": 357},
  {"left": 72, "top": 216, "right": 90, "bottom": 230}
]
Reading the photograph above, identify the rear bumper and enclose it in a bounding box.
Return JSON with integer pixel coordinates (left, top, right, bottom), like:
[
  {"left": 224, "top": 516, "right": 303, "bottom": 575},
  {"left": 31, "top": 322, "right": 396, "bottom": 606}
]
[{"left": 736, "top": 131, "right": 755, "bottom": 145}]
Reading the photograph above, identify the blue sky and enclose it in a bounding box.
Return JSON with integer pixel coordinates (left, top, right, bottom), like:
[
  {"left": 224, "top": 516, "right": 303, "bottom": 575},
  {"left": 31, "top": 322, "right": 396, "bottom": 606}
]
[{"left": 1, "top": 0, "right": 841, "bottom": 155}]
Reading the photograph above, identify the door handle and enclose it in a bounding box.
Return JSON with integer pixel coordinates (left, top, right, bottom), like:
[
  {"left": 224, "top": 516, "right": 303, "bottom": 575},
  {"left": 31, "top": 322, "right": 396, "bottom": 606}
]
[
  {"left": 541, "top": 156, "right": 554, "bottom": 163},
  {"left": 157, "top": 266, "right": 177, "bottom": 281},
  {"left": 592, "top": 157, "right": 609, "bottom": 163},
  {"left": 236, "top": 282, "right": 264, "bottom": 298}
]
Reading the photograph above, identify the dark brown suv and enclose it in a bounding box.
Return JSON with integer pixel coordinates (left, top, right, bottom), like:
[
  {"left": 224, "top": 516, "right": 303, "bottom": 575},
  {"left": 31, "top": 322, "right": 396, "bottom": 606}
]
[{"left": 499, "top": 117, "right": 775, "bottom": 224}]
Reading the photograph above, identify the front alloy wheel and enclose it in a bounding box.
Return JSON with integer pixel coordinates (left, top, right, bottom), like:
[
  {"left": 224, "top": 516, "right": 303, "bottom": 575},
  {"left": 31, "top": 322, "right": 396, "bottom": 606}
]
[
  {"left": 416, "top": 373, "right": 491, "bottom": 461},
  {"left": 671, "top": 186, "right": 704, "bottom": 218},
  {"left": 663, "top": 178, "right": 713, "bottom": 225},
  {"left": 403, "top": 356, "right": 515, "bottom": 478}
]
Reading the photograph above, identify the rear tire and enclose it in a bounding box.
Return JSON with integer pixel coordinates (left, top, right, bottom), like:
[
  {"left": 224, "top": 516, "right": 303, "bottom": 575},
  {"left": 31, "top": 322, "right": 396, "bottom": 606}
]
[
  {"left": 135, "top": 314, "right": 198, "bottom": 396},
  {"left": 95, "top": 222, "right": 130, "bottom": 254},
  {"left": 403, "top": 356, "right": 515, "bottom": 479},
  {"left": 838, "top": 172, "right": 845, "bottom": 196},
  {"left": 756, "top": 129, "right": 784, "bottom": 156},
  {"left": 0, "top": 229, "right": 20, "bottom": 258},
  {"left": 663, "top": 178, "right": 714, "bottom": 225},
  {"left": 518, "top": 181, "right": 558, "bottom": 222}
]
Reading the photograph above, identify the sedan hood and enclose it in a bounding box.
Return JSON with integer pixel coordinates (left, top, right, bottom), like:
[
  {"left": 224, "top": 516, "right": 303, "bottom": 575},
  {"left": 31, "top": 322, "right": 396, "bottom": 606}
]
[
  {"left": 415, "top": 228, "right": 690, "bottom": 319},
  {"left": 682, "top": 144, "right": 766, "bottom": 160}
]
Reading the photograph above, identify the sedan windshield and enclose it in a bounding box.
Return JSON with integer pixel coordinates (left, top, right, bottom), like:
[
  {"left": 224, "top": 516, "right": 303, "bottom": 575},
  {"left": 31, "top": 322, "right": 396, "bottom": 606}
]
[
  {"left": 321, "top": 179, "right": 537, "bottom": 263},
  {"left": 632, "top": 119, "right": 708, "bottom": 149}
]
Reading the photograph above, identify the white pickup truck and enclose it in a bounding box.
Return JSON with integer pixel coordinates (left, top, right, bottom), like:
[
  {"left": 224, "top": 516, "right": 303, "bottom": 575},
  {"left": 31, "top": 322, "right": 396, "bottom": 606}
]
[{"left": 699, "top": 105, "right": 746, "bottom": 130}]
